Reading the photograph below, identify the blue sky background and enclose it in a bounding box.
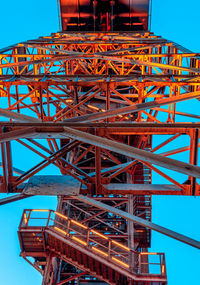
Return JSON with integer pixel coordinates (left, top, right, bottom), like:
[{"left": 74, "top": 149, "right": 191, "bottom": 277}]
[{"left": 0, "top": 0, "right": 200, "bottom": 284}]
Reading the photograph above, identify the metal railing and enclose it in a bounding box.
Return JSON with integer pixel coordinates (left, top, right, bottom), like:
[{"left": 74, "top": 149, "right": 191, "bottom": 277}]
[{"left": 19, "top": 209, "right": 166, "bottom": 276}]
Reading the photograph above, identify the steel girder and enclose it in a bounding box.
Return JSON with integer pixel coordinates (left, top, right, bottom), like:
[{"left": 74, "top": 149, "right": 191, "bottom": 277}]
[{"left": 1, "top": 31, "right": 200, "bottom": 284}]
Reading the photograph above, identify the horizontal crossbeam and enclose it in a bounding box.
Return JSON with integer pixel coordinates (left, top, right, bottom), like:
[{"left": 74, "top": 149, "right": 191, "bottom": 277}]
[{"left": 63, "top": 127, "right": 200, "bottom": 178}]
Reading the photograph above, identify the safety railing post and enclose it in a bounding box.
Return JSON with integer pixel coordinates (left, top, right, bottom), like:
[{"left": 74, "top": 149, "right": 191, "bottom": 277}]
[
  {"left": 139, "top": 253, "right": 141, "bottom": 274},
  {"left": 66, "top": 220, "right": 70, "bottom": 236},
  {"left": 108, "top": 239, "right": 111, "bottom": 259},
  {"left": 129, "top": 250, "right": 133, "bottom": 273},
  {"left": 163, "top": 253, "right": 166, "bottom": 276},
  {"left": 87, "top": 228, "right": 90, "bottom": 246},
  {"left": 27, "top": 210, "right": 31, "bottom": 226},
  {"left": 46, "top": 210, "right": 51, "bottom": 227}
]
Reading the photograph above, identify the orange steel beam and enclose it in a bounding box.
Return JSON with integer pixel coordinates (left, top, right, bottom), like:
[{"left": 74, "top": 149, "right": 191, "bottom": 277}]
[
  {"left": 1, "top": 29, "right": 200, "bottom": 283},
  {"left": 64, "top": 91, "right": 200, "bottom": 123},
  {"left": 0, "top": 123, "right": 199, "bottom": 196}
]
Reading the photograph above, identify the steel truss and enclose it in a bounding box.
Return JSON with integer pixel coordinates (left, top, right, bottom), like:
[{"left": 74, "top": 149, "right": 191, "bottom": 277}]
[{"left": 0, "top": 31, "right": 200, "bottom": 284}]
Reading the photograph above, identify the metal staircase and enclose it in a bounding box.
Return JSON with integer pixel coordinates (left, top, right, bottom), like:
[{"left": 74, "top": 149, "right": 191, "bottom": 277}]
[{"left": 18, "top": 209, "right": 167, "bottom": 285}]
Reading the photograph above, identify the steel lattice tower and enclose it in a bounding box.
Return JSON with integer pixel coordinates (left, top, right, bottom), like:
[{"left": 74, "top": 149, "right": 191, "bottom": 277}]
[{"left": 0, "top": 1, "right": 200, "bottom": 284}]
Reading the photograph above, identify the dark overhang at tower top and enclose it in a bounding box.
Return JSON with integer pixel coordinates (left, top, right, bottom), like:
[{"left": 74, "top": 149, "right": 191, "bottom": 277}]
[{"left": 59, "top": 0, "right": 150, "bottom": 32}]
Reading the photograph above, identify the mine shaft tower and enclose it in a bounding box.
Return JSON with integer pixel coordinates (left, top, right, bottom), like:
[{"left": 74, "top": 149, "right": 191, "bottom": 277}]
[{"left": 0, "top": 0, "right": 200, "bottom": 284}]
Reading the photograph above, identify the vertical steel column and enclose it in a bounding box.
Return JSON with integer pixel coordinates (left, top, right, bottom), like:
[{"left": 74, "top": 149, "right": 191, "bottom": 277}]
[{"left": 189, "top": 128, "right": 199, "bottom": 195}]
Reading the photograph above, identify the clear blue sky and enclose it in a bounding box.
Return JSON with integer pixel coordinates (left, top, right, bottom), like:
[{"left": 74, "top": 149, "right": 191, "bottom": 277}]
[{"left": 0, "top": 1, "right": 200, "bottom": 284}]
